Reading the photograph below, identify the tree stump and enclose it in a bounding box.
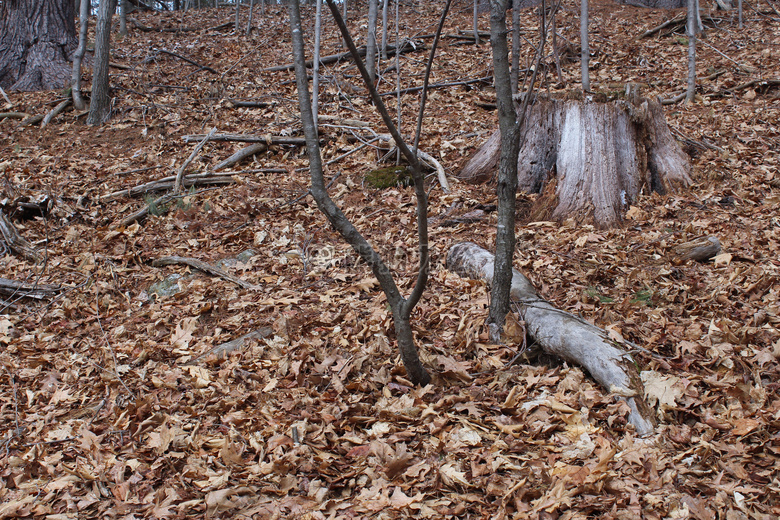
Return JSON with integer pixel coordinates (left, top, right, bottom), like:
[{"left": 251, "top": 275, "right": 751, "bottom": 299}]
[{"left": 459, "top": 90, "right": 692, "bottom": 228}]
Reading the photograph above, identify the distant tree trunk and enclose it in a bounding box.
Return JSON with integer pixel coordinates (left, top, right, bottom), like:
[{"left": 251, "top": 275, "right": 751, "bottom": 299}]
[
  {"left": 686, "top": 0, "right": 696, "bottom": 103},
  {"left": 246, "top": 0, "right": 254, "bottom": 34},
  {"left": 0, "top": 0, "right": 77, "bottom": 92},
  {"left": 120, "top": 0, "right": 128, "bottom": 36},
  {"left": 738, "top": 0, "right": 743, "bottom": 28},
  {"left": 581, "top": 0, "right": 590, "bottom": 92},
  {"left": 235, "top": 0, "right": 241, "bottom": 32},
  {"left": 381, "top": 0, "right": 389, "bottom": 59},
  {"left": 458, "top": 91, "right": 693, "bottom": 228},
  {"left": 366, "top": 0, "right": 379, "bottom": 84},
  {"left": 71, "top": 0, "right": 90, "bottom": 110},
  {"left": 87, "top": 0, "right": 115, "bottom": 125},
  {"left": 473, "top": 0, "right": 481, "bottom": 44},
  {"left": 313, "top": 0, "right": 323, "bottom": 126}
]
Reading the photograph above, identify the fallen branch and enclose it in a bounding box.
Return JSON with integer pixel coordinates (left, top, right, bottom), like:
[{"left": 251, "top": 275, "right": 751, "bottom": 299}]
[
  {"left": 100, "top": 172, "right": 237, "bottom": 202},
  {"left": 0, "top": 278, "right": 61, "bottom": 299},
  {"left": 0, "top": 212, "right": 42, "bottom": 263},
  {"left": 262, "top": 39, "right": 424, "bottom": 72},
  {"left": 715, "top": 78, "right": 780, "bottom": 97},
  {"left": 213, "top": 143, "right": 266, "bottom": 171},
  {"left": 184, "top": 327, "right": 273, "bottom": 365},
  {"left": 130, "top": 18, "right": 198, "bottom": 32},
  {"left": 376, "top": 134, "right": 450, "bottom": 193},
  {"left": 0, "top": 112, "right": 27, "bottom": 120},
  {"left": 227, "top": 99, "right": 271, "bottom": 108},
  {"left": 152, "top": 48, "right": 219, "bottom": 74},
  {"left": 115, "top": 192, "right": 176, "bottom": 228},
  {"left": 446, "top": 242, "right": 656, "bottom": 436},
  {"left": 181, "top": 133, "right": 307, "bottom": 145},
  {"left": 42, "top": 98, "right": 72, "bottom": 127},
  {"left": 379, "top": 75, "right": 492, "bottom": 97},
  {"left": 19, "top": 114, "right": 45, "bottom": 127},
  {"left": 151, "top": 255, "right": 259, "bottom": 290},
  {"left": 175, "top": 127, "right": 216, "bottom": 194}
]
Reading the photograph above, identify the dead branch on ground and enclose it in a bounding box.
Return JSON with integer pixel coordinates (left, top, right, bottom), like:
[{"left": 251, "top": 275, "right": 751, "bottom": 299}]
[
  {"left": 184, "top": 327, "right": 273, "bottom": 366},
  {"left": 447, "top": 242, "right": 656, "bottom": 436},
  {"left": 151, "top": 255, "right": 259, "bottom": 290},
  {"left": 0, "top": 212, "right": 42, "bottom": 263}
]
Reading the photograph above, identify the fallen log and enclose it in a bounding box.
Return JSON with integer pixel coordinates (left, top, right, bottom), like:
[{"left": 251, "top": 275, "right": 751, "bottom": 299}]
[
  {"left": 446, "top": 241, "right": 656, "bottom": 436},
  {"left": 151, "top": 255, "right": 259, "bottom": 290}
]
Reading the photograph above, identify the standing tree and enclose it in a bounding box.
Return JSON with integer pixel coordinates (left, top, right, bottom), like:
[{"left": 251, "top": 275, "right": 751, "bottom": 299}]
[
  {"left": 685, "top": 0, "right": 696, "bottom": 102},
  {"left": 0, "top": 0, "right": 77, "bottom": 91},
  {"left": 366, "top": 0, "right": 379, "bottom": 85},
  {"left": 581, "top": 0, "right": 590, "bottom": 91},
  {"left": 71, "top": 0, "right": 91, "bottom": 110},
  {"left": 87, "top": 0, "right": 116, "bottom": 125}
]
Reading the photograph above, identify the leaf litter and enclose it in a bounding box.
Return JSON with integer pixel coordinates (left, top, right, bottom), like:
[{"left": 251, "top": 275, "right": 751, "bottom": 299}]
[{"left": 1, "top": 0, "right": 779, "bottom": 518}]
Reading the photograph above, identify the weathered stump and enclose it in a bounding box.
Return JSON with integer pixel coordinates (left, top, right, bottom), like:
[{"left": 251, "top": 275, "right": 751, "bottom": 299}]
[{"left": 459, "top": 90, "right": 692, "bottom": 228}]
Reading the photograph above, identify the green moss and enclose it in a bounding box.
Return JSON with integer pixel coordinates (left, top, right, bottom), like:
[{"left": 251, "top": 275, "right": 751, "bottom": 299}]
[{"left": 363, "top": 166, "right": 412, "bottom": 189}]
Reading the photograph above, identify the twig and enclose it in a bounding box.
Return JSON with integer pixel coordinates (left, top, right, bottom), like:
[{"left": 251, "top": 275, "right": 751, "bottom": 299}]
[
  {"left": 183, "top": 327, "right": 273, "bottom": 365},
  {"left": 94, "top": 281, "right": 134, "bottom": 397},
  {"left": 175, "top": 127, "right": 216, "bottom": 194},
  {"left": 153, "top": 48, "right": 219, "bottom": 74},
  {"left": 151, "top": 255, "right": 260, "bottom": 289}
]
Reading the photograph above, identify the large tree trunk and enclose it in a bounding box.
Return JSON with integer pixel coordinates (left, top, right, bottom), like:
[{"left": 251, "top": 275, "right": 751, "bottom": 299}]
[
  {"left": 447, "top": 242, "right": 656, "bottom": 436},
  {"left": 0, "top": 0, "right": 77, "bottom": 92},
  {"left": 458, "top": 91, "right": 692, "bottom": 228}
]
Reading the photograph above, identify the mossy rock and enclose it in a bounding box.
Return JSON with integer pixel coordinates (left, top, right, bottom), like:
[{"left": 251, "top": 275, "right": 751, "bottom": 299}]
[{"left": 363, "top": 166, "right": 412, "bottom": 189}]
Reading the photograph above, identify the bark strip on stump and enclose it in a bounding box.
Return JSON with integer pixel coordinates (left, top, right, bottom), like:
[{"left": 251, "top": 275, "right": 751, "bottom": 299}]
[
  {"left": 458, "top": 92, "right": 692, "bottom": 228},
  {"left": 447, "top": 241, "right": 656, "bottom": 436}
]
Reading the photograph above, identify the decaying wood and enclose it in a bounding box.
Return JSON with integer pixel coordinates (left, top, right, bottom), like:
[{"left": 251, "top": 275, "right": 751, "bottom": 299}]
[
  {"left": 181, "top": 133, "right": 308, "bottom": 146},
  {"left": 151, "top": 256, "right": 259, "bottom": 290},
  {"left": 447, "top": 241, "right": 656, "bottom": 436},
  {"left": 0, "top": 277, "right": 61, "bottom": 299},
  {"left": 184, "top": 327, "right": 273, "bottom": 366},
  {"left": 213, "top": 143, "right": 266, "bottom": 171},
  {"left": 0, "top": 212, "right": 43, "bottom": 263},
  {"left": 262, "top": 39, "right": 424, "bottom": 72},
  {"left": 458, "top": 92, "right": 692, "bottom": 227},
  {"left": 671, "top": 236, "right": 721, "bottom": 263}
]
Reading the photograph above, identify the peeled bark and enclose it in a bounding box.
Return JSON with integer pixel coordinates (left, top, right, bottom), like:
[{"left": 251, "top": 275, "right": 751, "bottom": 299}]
[
  {"left": 0, "top": 0, "right": 77, "bottom": 92},
  {"left": 458, "top": 92, "right": 692, "bottom": 228},
  {"left": 447, "top": 241, "right": 656, "bottom": 436}
]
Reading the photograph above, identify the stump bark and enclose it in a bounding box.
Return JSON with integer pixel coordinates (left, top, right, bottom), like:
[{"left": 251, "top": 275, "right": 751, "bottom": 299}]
[{"left": 459, "top": 91, "right": 692, "bottom": 228}]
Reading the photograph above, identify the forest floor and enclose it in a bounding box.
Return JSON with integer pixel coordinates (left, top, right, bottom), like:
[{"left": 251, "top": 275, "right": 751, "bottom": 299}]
[{"left": 1, "top": 0, "right": 779, "bottom": 518}]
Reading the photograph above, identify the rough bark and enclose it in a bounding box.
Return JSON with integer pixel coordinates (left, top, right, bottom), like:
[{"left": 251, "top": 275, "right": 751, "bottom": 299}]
[
  {"left": 458, "top": 92, "right": 692, "bottom": 228},
  {"left": 447, "top": 242, "right": 656, "bottom": 436},
  {"left": 0, "top": 0, "right": 77, "bottom": 92}
]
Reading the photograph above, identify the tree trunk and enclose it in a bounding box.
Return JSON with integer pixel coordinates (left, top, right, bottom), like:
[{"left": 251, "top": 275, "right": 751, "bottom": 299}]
[
  {"left": 87, "top": 0, "right": 115, "bottom": 125},
  {"left": 457, "top": 91, "right": 692, "bottom": 228},
  {"left": 0, "top": 0, "right": 77, "bottom": 91},
  {"left": 685, "top": 0, "right": 696, "bottom": 103},
  {"left": 580, "top": 0, "right": 590, "bottom": 92},
  {"left": 71, "top": 0, "right": 90, "bottom": 110},
  {"left": 447, "top": 242, "right": 656, "bottom": 436},
  {"left": 366, "top": 0, "right": 379, "bottom": 84}
]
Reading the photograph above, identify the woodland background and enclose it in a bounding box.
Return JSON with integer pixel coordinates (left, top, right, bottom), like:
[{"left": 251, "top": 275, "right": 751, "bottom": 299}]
[{"left": 0, "top": 0, "right": 779, "bottom": 518}]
